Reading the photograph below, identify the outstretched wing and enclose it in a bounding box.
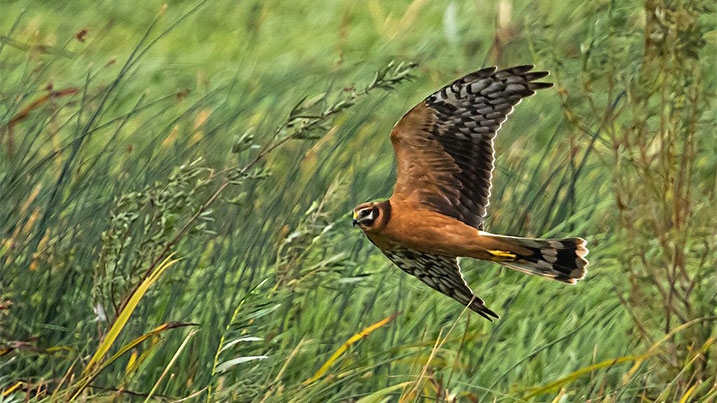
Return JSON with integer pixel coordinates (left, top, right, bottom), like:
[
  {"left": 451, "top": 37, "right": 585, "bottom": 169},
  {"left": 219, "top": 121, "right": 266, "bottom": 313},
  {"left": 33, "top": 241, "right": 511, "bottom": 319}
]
[
  {"left": 390, "top": 65, "right": 552, "bottom": 230},
  {"left": 382, "top": 247, "right": 498, "bottom": 320}
]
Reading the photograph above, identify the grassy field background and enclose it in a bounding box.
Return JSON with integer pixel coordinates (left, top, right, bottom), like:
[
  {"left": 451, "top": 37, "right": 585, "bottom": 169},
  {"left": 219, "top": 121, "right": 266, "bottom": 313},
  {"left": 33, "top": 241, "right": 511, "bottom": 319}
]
[{"left": 1, "top": 0, "right": 715, "bottom": 401}]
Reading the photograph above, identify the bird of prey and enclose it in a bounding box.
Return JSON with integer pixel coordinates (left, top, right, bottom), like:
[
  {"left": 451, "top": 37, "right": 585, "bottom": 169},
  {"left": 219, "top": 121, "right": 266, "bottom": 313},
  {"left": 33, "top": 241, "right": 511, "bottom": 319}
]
[{"left": 352, "top": 65, "right": 588, "bottom": 320}]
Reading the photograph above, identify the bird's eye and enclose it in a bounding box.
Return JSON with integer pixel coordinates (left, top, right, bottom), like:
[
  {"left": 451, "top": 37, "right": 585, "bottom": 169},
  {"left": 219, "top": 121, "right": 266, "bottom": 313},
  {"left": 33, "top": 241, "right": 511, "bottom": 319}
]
[{"left": 360, "top": 209, "right": 370, "bottom": 218}]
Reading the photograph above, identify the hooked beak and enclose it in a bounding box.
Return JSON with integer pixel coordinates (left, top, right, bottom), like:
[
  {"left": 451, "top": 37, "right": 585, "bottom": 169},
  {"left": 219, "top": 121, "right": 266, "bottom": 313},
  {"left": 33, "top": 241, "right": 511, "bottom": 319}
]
[
  {"left": 352, "top": 219, "right": 358, "bottom": 226},
  {"left": 352, "top": 211, "right": 358, "bottom": 226}
]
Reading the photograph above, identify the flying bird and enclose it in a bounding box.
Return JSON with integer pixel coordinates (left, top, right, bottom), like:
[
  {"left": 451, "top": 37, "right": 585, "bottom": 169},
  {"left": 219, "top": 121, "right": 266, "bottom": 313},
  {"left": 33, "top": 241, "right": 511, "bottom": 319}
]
[{"left": 352, "top": 65, "right": 588, "bottom": 320}]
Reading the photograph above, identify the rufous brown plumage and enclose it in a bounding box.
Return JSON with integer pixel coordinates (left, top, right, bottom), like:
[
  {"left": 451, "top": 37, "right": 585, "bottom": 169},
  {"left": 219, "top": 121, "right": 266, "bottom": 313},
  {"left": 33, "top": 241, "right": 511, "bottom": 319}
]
[{"left": 353, "top": 65, "right": 589, "bottom": 320}]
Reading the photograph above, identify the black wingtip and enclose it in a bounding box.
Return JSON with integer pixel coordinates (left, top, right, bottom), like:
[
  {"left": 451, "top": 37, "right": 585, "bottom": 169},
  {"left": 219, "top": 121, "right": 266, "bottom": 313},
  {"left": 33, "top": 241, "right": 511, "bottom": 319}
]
[
  {"left": 471, "top": 301, "right": 500, "bottom": 321},
  {"left": 507, "top": 64, "right": 536, "bottom": 73},
  {"left": 477, "top": 66, "right": 498, "bottom": 75},
  {"left": 529, "top": 82, "right": 554, "bottom": 91},
  {"left": 522, "top": 69, "right": 553, "bottom": 91},
  {"left": 524, "top": 70, "right": 548, "bottom": 79},
  {"left": 493, "top": 65, "right": 553, "bottom": 92}
]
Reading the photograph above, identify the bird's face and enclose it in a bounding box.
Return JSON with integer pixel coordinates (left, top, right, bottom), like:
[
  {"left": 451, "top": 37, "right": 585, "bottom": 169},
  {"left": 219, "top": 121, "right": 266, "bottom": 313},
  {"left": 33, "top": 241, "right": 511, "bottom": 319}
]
[{"left": 352, "top": 202, "right": 380, "bottom": 231}]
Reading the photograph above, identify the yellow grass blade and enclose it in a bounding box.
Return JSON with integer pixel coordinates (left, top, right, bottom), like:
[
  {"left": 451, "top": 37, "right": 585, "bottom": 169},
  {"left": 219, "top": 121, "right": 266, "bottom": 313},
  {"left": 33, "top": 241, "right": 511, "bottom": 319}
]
[
  {"left": 525, "top": 316, "right": 717, "bottom": 398},
  {"left": 102, "top": 323, "right": 195, "bottom": 372},
  {"left": 355, "top": 381, "right": 414, "bottom": 403},
  {"left": 524, "top": 354, "right": 648, "bottom": 398},
  {"left": 303, "top": 312, "right": 399, "bottom": 385},
  {"left": 82, "top": 255, "right": 178, "bottom": 376},
  {"left": 70, "top": 322, "right": 195, "bottom": 400},
  {"left": 678, "top": 382, "right": 699, "bottom": 403},
  {"left": 145, "top": 328, "right": 198, "bottom": 402},
  {"left": 70, "top": 254, "right": 179, "bottom": 400},
  {"left": 622, "top": 317, "right": 716, "bottom": 384},
  {"left": 2, "top": 381, "right": 26, "bottom": 397},
  {"left": 125, "top": 350, "right": 138, "bottom": 376}
]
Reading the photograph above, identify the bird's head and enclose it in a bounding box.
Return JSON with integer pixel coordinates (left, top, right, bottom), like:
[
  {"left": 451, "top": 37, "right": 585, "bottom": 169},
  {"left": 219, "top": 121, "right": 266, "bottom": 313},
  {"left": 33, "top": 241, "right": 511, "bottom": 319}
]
[{"left": 352, "top": 201, "right": 390, "bottom": 232}]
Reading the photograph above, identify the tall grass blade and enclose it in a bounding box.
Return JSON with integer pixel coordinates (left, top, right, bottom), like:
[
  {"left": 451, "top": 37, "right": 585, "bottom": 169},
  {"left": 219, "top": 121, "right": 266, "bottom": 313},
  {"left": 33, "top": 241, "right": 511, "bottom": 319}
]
[
  {"left": 304, "top": 312, "right": 400, "bottom": 385},
  {"left": 70, "top": 254, "right": 179, "bottom": 400},
  {"left": 356, "top": 381, "right": 413, "bottom": 403}
]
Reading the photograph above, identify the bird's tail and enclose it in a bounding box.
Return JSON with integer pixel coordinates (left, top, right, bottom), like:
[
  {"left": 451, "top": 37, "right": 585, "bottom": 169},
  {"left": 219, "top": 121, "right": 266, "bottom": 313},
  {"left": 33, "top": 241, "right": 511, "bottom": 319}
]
[{"left": 479, "top": 233, "right": 589, "bottom": 284}]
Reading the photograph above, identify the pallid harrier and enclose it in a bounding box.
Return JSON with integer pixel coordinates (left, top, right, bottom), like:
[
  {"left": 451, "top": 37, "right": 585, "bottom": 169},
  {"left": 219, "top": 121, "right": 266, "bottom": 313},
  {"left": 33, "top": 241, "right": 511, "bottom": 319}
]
[{"left": 352, "top": 65, "right": 588, "bottom": 320}]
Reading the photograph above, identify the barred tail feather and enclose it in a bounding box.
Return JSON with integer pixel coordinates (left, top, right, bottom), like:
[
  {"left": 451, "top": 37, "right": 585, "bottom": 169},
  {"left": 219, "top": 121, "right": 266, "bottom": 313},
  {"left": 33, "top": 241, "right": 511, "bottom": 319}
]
[{"left": 486, "top": 234, "right": 589, "bottom": 284}]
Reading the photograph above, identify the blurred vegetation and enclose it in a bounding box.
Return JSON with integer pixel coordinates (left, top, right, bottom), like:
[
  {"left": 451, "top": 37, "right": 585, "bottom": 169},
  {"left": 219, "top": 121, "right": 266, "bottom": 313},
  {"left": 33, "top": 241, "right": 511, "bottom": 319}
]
[{"left": 0, "top": 0, "right": 715, "bottom": 401}]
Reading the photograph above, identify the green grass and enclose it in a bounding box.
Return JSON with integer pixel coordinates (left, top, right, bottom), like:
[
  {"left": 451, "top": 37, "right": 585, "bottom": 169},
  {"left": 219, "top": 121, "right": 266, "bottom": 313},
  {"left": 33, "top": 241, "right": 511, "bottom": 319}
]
[{"left": 1, "top": 0, "right": 715, "bottom": 401}]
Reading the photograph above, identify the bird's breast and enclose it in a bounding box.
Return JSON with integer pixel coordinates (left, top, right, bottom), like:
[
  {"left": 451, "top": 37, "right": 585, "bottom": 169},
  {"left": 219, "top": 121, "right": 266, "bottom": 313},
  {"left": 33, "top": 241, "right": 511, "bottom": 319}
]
[{"left": 374, "top": 202, "right": 483, "bottom": 257}]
